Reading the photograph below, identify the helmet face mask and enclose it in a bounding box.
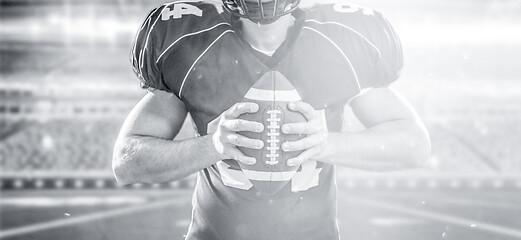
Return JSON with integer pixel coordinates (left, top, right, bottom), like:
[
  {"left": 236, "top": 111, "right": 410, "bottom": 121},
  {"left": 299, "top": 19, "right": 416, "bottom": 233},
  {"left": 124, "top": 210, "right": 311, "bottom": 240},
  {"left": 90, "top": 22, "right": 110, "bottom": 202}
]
[{"left": 223, "top": 0, "right": 300, "bottom": 25}]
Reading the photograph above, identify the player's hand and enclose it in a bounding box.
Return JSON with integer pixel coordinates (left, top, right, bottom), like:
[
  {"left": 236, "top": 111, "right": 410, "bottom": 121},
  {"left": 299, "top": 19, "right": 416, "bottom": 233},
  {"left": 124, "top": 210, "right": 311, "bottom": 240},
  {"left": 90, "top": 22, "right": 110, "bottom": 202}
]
[
  {"left": 211, "top": 102, "right": 265, "bottom": 165},
  {"left": 281, "top": 101, "right": 328, "bottom": 166}
]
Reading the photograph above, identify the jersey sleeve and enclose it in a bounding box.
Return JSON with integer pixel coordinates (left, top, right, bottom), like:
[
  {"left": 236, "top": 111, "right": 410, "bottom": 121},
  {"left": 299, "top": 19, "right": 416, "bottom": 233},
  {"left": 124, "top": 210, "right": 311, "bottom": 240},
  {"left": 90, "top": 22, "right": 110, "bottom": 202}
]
[
  {"left": 362, "top": 11, "right": 403, "bottom": 88},
  {"left": 308, "top": 3, "right": 404, "bottom": 89},
  {"left": 130, "top": 2, "right": 229, "bottom": 97},
  {"left": 130, "top": 6, "right": 172, "bottom": 92}
]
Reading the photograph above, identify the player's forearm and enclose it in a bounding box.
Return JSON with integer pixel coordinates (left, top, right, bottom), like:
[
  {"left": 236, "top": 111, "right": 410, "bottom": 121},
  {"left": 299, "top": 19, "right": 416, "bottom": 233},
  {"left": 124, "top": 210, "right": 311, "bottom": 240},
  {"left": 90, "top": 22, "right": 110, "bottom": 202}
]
[
  {"left": 112, "top": 134, "right": 221, "bottom": 185},
  {"left": 318, "top": 119, "right": 431, "bottom": 171}
]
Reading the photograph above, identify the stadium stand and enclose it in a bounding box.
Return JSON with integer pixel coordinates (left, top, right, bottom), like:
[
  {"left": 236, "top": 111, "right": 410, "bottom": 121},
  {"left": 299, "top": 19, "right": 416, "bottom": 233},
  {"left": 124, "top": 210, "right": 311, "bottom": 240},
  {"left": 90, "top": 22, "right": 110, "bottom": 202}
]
[
  {"left": 1, "top": 0, "right": 520, "bottom": 192},
  {"left": 1, "top": 119, "right": 120, "bottom": 171},
  {"left": 1, "top": 93, "right": 520, "bottom": 190},
  {"left": 0, "top": 83, "right": 200, "bottom": 190}
]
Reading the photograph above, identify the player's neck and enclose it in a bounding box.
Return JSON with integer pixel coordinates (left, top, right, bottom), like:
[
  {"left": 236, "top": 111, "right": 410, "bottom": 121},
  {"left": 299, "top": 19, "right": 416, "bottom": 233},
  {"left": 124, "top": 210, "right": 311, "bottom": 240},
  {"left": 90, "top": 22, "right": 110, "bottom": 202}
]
[{"left": 240, "top": 14, "right": 295, "bottom": 56}]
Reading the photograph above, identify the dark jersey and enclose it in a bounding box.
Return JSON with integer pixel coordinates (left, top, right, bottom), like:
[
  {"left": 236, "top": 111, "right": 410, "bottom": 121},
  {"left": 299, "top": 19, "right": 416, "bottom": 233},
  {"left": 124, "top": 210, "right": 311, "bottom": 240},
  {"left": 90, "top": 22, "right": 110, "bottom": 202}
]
[{"left": 131, "top": 1, "right": 402, "bottom": 239}]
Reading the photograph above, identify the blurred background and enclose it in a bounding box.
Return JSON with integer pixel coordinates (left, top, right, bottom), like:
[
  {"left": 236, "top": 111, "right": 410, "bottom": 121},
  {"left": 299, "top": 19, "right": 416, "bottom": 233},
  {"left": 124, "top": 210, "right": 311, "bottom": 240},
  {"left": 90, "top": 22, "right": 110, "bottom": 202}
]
[{"left": 1, "top": 0, "right": 520, "bottom": 239}]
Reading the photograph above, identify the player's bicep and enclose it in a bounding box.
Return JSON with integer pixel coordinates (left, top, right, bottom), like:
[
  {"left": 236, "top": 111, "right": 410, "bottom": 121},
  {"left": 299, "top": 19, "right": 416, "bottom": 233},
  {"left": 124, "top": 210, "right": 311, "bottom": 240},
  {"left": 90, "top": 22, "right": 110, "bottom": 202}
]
[
  {"left": 349, "top": 87, "right": 420, "bottom": 128},
  {"left": 119, "top": 90, "right": 187, "bottom": 140}
]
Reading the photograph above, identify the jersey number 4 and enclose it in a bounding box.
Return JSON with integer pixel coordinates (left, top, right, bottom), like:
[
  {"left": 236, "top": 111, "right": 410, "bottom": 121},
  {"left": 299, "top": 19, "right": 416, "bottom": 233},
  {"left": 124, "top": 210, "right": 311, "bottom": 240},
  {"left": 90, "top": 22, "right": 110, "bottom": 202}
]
[
  {"left": 162, "top": 3, "right": 202, "bottom": 21},
  {"left": 334, "top": 3, "right": 374, "bottom": 15}
]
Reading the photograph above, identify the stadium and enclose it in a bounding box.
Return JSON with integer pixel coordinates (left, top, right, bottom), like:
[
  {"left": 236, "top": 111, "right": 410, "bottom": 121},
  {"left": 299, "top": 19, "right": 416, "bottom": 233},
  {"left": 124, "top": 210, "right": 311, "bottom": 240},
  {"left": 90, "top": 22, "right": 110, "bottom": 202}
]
[{"left": 1, "top": 0, "right": 520, "bottom": 239}]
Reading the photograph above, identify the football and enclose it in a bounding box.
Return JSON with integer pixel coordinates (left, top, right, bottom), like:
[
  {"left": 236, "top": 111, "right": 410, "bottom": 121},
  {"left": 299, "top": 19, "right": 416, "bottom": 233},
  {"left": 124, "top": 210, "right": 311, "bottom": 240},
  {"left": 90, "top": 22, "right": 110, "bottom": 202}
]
[{"left": 237, "top": 71, "right": 306, "bottom": 195}]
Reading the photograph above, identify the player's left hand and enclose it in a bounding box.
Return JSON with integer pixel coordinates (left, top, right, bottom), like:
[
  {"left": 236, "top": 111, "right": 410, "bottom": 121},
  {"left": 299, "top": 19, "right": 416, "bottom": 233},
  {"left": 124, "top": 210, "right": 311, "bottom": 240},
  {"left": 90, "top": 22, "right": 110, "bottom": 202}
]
[{"left": 281, "top": 101, "right": 328, "bottom": 167}]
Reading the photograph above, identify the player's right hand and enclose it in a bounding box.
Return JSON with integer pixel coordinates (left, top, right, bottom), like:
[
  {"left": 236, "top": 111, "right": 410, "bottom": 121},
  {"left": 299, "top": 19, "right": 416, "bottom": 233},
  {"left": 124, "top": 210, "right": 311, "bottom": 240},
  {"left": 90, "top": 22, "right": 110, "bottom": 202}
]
[{"left": 210, "top": 102, "right": 264, "bottom": 165}]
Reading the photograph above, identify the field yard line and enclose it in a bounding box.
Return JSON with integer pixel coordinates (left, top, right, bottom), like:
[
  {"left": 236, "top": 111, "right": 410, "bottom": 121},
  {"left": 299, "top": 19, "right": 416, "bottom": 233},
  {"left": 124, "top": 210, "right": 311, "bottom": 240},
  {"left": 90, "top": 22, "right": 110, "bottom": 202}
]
[
  {"left": 374, "top": 192, "right": 521, "bottom": 210},
  {"left": 0, "top": 196, "right": 147, "bottom": 207},
  {"left": 423, "top": 196, "right": 521, "bottom": 210},
  {"left": 0, "top": 197, "right": 189, "bottom": 239},
  {"left": 349, "top": 196, "right": 521, "bottom": 238}
]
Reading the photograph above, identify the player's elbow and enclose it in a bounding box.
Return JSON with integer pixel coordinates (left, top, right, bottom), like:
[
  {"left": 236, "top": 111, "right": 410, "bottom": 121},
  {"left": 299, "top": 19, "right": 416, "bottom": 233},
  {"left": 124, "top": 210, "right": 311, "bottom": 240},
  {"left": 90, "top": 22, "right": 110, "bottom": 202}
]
[
  {"left": 112, "top": 159, "right": 133, "bottom": 186},
  {"left": 112, "top": 138, "right": 140, "bottom": 186},
  {"left": 112, "top": 161, "right": 133, "bottom": 186}
]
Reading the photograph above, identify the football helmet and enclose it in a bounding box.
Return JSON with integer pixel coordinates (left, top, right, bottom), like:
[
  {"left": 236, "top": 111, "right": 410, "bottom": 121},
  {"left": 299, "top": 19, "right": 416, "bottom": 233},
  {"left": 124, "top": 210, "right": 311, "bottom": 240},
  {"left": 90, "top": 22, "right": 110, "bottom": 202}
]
[{"left": 222, "top": 0, "right": 300, "bottom": 24}]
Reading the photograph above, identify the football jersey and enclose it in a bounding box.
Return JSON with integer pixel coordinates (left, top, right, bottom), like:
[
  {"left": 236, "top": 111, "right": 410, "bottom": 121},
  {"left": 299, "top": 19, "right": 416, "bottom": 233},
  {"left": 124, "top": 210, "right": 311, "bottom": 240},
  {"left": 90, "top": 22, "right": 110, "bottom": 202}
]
[{"left": 131, "top": 1, "right": 402, "bottom": 239}]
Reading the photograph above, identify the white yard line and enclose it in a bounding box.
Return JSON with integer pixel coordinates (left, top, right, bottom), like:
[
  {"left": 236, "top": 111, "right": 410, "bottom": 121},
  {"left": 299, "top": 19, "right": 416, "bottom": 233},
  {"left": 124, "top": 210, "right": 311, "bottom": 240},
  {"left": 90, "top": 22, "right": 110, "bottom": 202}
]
[
  {"left": 350, "top": 196, "right": 521, "bottom": 238},
  {"left": 0, "top": 197, "right": 189, "bottom": 239}
]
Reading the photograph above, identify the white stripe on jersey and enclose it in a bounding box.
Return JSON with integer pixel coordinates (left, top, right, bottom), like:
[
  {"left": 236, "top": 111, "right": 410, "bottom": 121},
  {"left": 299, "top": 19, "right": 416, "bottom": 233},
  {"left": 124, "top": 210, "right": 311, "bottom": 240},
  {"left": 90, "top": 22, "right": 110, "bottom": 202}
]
[
  {"left": 138, "top": 1, "right": 201, "bottom": 74},
  {"left": 139, "top": 4, "right": 173, "bottom": 73},
  {"left": 156, "top": 22, "right": 232, "bottom": 64},
  {"left": 163, "top": 0, "right": 205, "bottom": 6},
  {"left": 179, "top": 29, "right": 235, "bottom": 98},
  {"left": 303, "top": 26, "right": 361, "bottom": 92},
  {"left": 305, "top": 19, "right": 382, "bottom": 58},
  {"left": 132, "top": 7, "right": 163, "bottom": 78},
  {"left": 242, "top": 169, "right": 296, "bottom": 181},
  {"left": 244, "top": 88, "right": 301, "bottom": 102},
  {"left": 140, "top": 7, "right": 162, "bottom": 31},
  {"left": 138, "top": 0, "right": 213, "bottom": 73}
]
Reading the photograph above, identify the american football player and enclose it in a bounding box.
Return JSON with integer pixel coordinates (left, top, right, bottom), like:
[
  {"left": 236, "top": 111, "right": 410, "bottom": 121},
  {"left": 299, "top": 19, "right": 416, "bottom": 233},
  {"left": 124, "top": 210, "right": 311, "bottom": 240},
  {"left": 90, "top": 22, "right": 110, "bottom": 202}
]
[{"left": 113, "top": 0, "right": 431, "bottom": 239}]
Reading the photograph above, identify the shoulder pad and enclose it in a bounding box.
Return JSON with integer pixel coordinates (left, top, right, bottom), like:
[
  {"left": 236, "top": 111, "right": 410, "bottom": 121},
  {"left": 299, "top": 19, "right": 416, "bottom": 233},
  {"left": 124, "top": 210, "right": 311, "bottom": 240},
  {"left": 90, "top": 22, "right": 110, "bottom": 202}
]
[
  {"left": 130, "top": 1, "right": 227, "bottom": 92},
  {"left": 303, "top": 2, "right": 403, "bottom": 88}
]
